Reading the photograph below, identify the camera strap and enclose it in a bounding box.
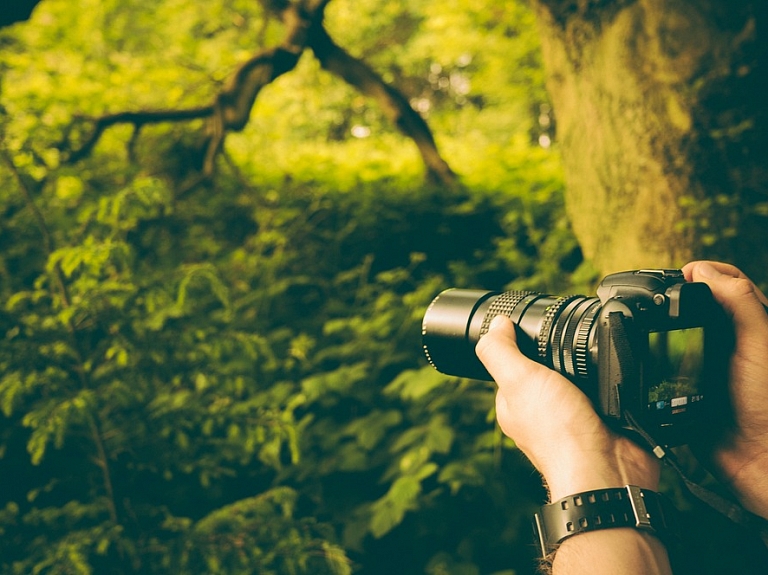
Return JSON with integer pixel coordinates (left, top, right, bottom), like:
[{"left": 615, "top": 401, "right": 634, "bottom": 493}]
[{"left": 623, "top": 408, "right": 768, "bottom": 539}]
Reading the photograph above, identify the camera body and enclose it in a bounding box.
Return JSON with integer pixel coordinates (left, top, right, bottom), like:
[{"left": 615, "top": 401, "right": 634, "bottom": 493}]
[{"left": 422, "top": 269, "right": 730, "bottom": 446}]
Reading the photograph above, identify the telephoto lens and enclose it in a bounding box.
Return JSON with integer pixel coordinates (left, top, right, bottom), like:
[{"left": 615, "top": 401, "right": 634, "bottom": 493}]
[{"left": 421, "top": 289, "right": 601, "bottom": 386}]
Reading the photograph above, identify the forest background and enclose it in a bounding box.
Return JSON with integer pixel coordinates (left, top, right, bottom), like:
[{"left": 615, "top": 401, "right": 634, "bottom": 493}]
[{"left": 1, "top": 1, "right": 766, "bottom": 574}]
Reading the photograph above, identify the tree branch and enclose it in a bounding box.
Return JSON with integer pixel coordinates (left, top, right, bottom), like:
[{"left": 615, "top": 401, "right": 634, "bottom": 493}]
[
  {"left": 65, "top": 106, "right": 214, "bottom": 164},
  {"left": 64, "top": 2, "right": 312, "bottom": 173},
  {"left": 62, "top": 0, "right": 457, "bottom": 185},
  {"left": 307, "top": 21, "right": 457, "bottom": 187}
]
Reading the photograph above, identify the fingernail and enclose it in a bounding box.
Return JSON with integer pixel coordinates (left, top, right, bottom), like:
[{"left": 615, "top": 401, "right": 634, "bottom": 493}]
[
  {"left": 698, "top": 262, "right": 721, "bottom": 279},
  {"left": 489, "top": 315, "right": 507, "bottom": 330}
]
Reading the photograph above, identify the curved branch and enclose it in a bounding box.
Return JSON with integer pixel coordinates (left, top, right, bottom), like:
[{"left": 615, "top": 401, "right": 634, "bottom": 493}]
[
  {"left": 203, "top": 47, "right": 302, "bottom": 173},
  {"left": 307, "top": 22, "right": 457, "bottom": 187},
  {"left": 66, "top": 106, "right": 213, "bottom": 163},
  {"left": 63, "top": 0, "right": 456, "bottom": 186},
  {"left": 65, "top": 2, "right": 312, "bottom": 172}
]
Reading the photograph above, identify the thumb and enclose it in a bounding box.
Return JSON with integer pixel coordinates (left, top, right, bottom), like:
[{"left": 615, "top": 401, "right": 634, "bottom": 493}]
[
  {"left": 475, "top": 315, "right": 557, "bottom": 392},
  {"left": 475, "top": 315, "right": 591, "bottom": 435},
  {"left": 683, "top": 261, "right": 768, "bottom": 334}
]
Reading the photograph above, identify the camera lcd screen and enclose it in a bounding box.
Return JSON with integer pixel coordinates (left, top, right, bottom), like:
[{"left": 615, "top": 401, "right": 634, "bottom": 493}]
[{"left": 646, "top": 328, "right": 704, "bottom": 415}]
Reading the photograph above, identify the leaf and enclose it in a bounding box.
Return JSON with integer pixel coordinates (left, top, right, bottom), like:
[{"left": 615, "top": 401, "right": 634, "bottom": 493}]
[
  {"left": 437, "top": 453, "right": 494, "bottom": 495},
  {"left": 322, "top": 541, "right": 353, "bottom": 575},
  {"left": 344, "top": 409, "right": 402, "bottom": 450},
  {"left": 0, "top": 371, "right": 24, "bottom": 417},
  {"left": 22, "top": 392, "right": 96, "bottom": 465},
  {"left": 175, "top": 263, "right": 231, "bottom": 315},
  {"left": 384, "top": 366, "right": 450, "bottom": 401},
  {"left": 390, "top": 414, "right": 454, "bottom": 456},
  {"left": 369, "top": 475, "right": 421, "bottom": 538},
  {"left": 300, "top": 362, "right": 369, "bottom": 402}
]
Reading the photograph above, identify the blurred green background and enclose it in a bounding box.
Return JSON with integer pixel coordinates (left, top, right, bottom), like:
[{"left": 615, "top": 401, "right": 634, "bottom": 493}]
[{"left": 0, "top": 1, "right": 765, "bottom": 574}]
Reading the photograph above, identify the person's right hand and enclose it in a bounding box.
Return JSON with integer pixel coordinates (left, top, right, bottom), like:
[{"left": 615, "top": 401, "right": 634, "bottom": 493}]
[{"left": 682, "top": 261, "right": 768, "bottom": 520}]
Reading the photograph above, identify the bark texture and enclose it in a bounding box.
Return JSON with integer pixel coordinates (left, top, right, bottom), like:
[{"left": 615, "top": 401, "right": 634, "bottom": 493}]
[{"left": 533, "top": 0, "right": 767, "bottom": 276}]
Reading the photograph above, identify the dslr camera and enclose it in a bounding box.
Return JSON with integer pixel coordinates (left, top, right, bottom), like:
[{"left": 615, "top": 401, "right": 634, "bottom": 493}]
[{"left": 421, "top": 269, "right": 730, "bottom": 446}]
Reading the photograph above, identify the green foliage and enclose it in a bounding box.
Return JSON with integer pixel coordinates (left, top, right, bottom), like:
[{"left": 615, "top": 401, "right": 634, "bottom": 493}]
[
  {"left": 174, "top": 487, "right": 351, "bottom": 575},
  {"left": 0, "top": 1, "right": 581, "bottom": 574}
]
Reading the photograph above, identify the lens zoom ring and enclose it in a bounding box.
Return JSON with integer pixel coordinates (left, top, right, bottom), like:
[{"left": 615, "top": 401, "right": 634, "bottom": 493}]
[
  {"left": 571, "top": 301, "right": 601, "bottom": 379},
  {"left": 480, "top": 291, "right": 535, "bottom": 337},
  {"left": 538, "top": 297, "right": 573, "bottom": 363},
  {"left": 549, "top": 296, "right": 584, "bottom": 370}
]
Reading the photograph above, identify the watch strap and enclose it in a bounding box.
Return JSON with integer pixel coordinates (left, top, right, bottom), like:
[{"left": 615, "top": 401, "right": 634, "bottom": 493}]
[{"left": 533, "top": 485, "right": 675, "bottom": 557}]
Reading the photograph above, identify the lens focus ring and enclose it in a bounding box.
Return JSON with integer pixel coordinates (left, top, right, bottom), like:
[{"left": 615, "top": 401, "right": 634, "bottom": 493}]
[{"left": 479, "top": 291, "right": 535, "bottom": 337}]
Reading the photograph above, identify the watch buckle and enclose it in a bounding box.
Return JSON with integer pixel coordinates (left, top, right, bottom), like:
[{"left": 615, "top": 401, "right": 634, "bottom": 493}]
[
  {"left": 626, "top": 485, "right": 653, "bottom": 529},
  {"left": 533, "top": 512, "right": 548, "bottom": 557}
]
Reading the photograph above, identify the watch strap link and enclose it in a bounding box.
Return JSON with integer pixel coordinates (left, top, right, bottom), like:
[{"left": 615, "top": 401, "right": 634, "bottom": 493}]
[{"left": 533, "top": 485, "right": 673, "bottom": 557}]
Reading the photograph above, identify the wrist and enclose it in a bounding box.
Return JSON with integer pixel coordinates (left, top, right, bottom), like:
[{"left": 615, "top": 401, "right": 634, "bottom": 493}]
[
  {"left": 715, "top": 443, "right": 768, "bottom": 520},
  {"left": 534, "top": 484, "right": 677, "bottom": 572},
  {"left": 541, "top": 438, "right": 660, "bottom": 502}
]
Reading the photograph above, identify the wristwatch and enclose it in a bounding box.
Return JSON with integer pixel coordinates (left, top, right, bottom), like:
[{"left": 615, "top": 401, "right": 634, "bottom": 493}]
[{"left": 533, "top": 485, "right": 677, "bottom": 557}]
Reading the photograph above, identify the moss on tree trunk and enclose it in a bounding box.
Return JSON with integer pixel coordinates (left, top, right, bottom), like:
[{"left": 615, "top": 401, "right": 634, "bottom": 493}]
[{"left": 532, "top": 0, "right": 768, "bottom": 278}]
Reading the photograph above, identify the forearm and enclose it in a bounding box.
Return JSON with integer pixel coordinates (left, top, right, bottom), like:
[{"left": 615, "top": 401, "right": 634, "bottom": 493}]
[{"left": 549, "top": 529, "right": 672, "bottom": 575}]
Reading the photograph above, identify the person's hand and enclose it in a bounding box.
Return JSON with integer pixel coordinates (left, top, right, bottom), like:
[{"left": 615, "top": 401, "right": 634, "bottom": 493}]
[
  {"left": 682, "top": 261, "right": 768, "bottom": 520},
  {"left": 475, "top": 315, "right": 659, "bottom": 502},
  {"left": 476, "top": 316, "right": 673, "bottom": 573}
]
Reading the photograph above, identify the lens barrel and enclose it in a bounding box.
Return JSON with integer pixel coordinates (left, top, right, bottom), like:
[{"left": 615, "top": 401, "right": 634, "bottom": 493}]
[{"left": 422, "top": 289, "right": 601, "bottom": 385}]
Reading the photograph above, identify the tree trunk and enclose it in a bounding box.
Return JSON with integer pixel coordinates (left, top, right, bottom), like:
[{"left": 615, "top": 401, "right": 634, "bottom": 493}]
[{"left": 532, "top": 0, "right": 768, "bottom": 278}]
